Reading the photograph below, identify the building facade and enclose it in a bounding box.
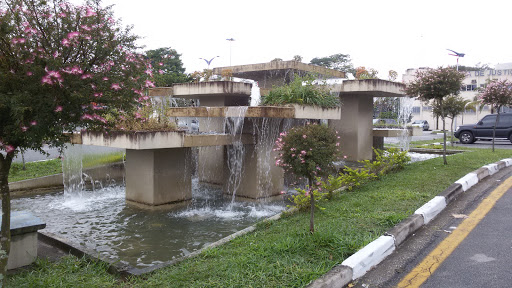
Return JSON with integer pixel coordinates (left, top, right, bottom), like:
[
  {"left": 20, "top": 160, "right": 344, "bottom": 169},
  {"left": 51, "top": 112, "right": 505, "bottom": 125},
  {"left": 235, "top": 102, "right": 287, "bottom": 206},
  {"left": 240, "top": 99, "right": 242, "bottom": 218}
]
[{"left": 403, "top": 63, "right": 512, "bottom": 130}]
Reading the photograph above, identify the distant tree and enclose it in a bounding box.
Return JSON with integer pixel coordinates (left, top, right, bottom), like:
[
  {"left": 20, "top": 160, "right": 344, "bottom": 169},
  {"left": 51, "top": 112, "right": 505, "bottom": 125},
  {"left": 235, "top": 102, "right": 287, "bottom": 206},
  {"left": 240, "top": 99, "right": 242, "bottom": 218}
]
[
  {"left": 432, "top": 95, "right": 468, "bottom": 146},
  {"left": 145, "top": 47, "right": 190, "bottom": 87},
  {"left": 479, "top": 79, "right": 512, "bottom": 151},
  {"left": 292, "top": 55, "right": 303, "bottom": 62},
  {"left": 355, "top": 66, "right": 378, "bottom": 80},
  {"left": 0, "top": 0, "right": 152, "bottom": 279},
  {"left": 309, "top": 53, "right": 355, "bottom": 77},
  {"left": 388, "top": 70, "right": 398, "bottom": 81},
  {"left": 404, "top": 67, "right": 465, "bottom": 164}
]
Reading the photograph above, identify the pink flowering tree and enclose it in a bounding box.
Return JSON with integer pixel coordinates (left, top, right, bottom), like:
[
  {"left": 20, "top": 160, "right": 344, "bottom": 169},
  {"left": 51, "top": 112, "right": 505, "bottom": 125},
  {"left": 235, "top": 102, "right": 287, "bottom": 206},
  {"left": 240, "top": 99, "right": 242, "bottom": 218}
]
[
  {"left": 274, "top": 123, "right": 340, "bottom": 233},
  {"left": 0, "top": 0, "right": 153, "bottom": 276},
  {"left": 479, "top": 79, "right": 512, "bottom": 151},
  {"left": 404, "top": 67, "right": 465, "bottom": 165}
]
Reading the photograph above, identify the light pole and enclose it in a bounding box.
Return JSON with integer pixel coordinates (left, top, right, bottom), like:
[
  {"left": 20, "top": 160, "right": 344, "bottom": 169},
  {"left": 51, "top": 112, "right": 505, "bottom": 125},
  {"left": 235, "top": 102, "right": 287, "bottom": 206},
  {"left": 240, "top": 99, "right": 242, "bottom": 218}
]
[
  {"left": 226, "top": 38, "right": 235, "bottom": 66},
  {"left": 199, "top": 56, "right": 219, "bottom": 69}
]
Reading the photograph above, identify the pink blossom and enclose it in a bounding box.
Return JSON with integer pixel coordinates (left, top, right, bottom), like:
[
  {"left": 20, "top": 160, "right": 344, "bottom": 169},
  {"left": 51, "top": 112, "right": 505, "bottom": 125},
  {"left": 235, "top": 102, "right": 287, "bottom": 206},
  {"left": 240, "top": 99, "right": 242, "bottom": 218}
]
[
  {"left": 54, "top": 106, "right": 63, "bottom": 112},
  {"left": 67, "top": 31, "right": 80, "bottom": 39},
  {"left": 144, "top": 80, "right": 155, "bottom": 88},
  {"left": 302, "top": 135, "right": 307, "bottom": 139},
  {"left": 21, "top": 126, "right": 28, "bottom": 132},
  {"left": 280, "top": 190, "right": 286, "bottom": 195},
  {"left": 94, "top": 92, "right": 103, "bottom": 98},
  {"left": 80, "top": 25, "right": 91, "bottom": 31},
  {"left": 159, "top": 62, "right": 164, "bottom": 66},
  {"left": 5, "top": 145, "right": 15, "bottom": 154},
  {"left": 58, "top": 12, "right": 66, "bottom": 17},
  {"left": 134, "top": 112, "right": 142, "bottom": 119},
  {"left": 84, "top": 7, "right": 97, "bottom": 17},
  {"left": 81, "top": 114, "right": 93, "bottom": 120},
  {"left": 343, "top": 155, "right": 347, "bottom": 159},
  {"left": 41, "top": 76, "right": 53, "bottom": 85},
  {"left": 93, "top": 114, "right": 107, "bottom": 123},
  {"left": 111, "top": 83, "right": 121, "bottom": 90},
  {"left": 30, "top": 121, "right": 37, "bottom": 126},
  {"left": 336, "top": 143, "right": 340, "bottom": 146},
  {"left": 26, "top": 71, "right": 33, "bottom": 76},
  {"left": 291, "top": 154, "right": 296, "bottom": 157},
  {"left": 61, "top": 38, "right": 70, "bottom": 46},
  {"left": 103, "top": 77, "right": 109, "bottom": 81},
  {"left": 81, "top": 73, "right": 92, "bottom": 79},
  {"left": 158, "top": 70, "right": 164, "bottom": 74}
]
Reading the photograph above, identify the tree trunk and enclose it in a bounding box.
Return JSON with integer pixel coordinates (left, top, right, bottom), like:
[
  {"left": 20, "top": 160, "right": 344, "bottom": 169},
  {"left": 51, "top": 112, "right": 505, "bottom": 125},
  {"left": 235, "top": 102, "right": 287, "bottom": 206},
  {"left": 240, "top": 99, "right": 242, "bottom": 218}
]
[
  {"left": 492, "top": 110, "right": 500, "bottom": 153},
  {"left": 0, "top": 153, "right": 13, "bottom": 285},
  {"left": 308, "top": 176, "right": 315, "bottom": 234},
  {"left": 440, "top": 101, "right": 448, "bottom": 165},
  {"left": 450, "top": 118, "right": 454, "bottom": 147}
]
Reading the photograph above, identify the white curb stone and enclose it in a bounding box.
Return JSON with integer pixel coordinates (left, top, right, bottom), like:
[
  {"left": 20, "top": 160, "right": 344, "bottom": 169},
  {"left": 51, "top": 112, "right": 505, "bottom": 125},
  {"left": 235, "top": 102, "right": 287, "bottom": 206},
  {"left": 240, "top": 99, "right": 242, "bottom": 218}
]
[
  {"left": 414, "top": 196, "right": 447, "bottom": 224},
  {"left": 502, "top": 158, "right": 512, "bottom": 166},
  {"left": 341, "top": 235, "right": 395, "bottom": 280},
  {"left": 483, "top": 163, "right": 500, "bottom": 175},
  {"left": 455, "top": 173, "right": 479, "bottom": 191}
]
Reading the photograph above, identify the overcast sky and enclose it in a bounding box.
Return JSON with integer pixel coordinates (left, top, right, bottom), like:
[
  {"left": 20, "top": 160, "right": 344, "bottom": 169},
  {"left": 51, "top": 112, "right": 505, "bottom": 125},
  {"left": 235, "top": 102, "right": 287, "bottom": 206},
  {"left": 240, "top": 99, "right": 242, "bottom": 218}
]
[{"left": 79, "top": 0, "right": 511, "bottom": 78}]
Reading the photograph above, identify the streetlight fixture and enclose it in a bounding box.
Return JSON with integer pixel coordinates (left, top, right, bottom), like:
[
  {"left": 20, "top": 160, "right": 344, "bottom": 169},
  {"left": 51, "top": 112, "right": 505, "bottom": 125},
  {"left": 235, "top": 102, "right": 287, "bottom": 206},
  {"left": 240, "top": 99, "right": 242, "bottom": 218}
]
[
  {"left": 447, "top": 49, "right": 465, "bottom": 71},
  {"left": 199, "top": 56, "right": 220, "bottom": 69},
  {"left": 226, "top": 38, "right": 235, "bottom": 66}
]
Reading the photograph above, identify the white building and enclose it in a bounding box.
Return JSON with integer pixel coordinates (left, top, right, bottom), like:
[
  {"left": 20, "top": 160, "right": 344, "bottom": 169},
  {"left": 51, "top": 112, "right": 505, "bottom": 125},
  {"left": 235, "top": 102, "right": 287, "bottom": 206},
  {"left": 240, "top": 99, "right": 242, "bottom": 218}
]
[{"left": 403, "top": 63, "right": 512, "bottom": 130}]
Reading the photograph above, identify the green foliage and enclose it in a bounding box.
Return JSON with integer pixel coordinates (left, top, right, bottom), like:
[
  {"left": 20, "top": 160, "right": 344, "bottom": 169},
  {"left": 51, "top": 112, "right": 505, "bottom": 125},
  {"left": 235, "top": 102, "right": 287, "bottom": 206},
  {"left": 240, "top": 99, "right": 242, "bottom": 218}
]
[
  {"left": 8, "top": 158, "right": 61, "bottom": 182},
  {"left": 338, "top": 167, "right": 377, "bottom": 190},
  {"left": 109, "top": 99, "right": 177, "bottom": 132},
  {"left": 145, "top": 47, "right": 191, "bottom": 87},
  {"left": 361, "top": 148, "right": 410, "bottom": 177},
  {"left": 290, "top": 186, "right": 327, "bottom": 211},
  {"left": 355, "top": 66, "right": 379, "bottom": 79},
  {"left": 309, "top": 53, "right": 355, "bottom": 76},
  {"left": 404, "top": 67, "right": 465, "bottom": 103},
  {"left": 261, "top": 74, "right": 340, "bottom": 108}
]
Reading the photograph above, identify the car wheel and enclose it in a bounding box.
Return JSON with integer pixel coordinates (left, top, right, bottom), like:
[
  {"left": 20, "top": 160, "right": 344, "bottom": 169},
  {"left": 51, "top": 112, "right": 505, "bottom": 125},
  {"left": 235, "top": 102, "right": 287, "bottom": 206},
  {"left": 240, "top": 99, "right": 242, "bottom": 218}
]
[{"left": 460, "top": 131, "right": 474, "bottom": 144}]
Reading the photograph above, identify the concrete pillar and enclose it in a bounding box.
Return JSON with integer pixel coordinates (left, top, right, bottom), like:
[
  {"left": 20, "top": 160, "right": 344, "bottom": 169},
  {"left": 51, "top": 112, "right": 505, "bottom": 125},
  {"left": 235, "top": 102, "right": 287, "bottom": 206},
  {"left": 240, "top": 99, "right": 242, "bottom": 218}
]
[
  {"left": 329, "top": 94, "right": 373, "bottom": 161},
  {"left": 224, "top": 144, "right": 284, "bottom": 199},
  {"left": 125, "top": 148, "right": 192, "bottom": 206}
]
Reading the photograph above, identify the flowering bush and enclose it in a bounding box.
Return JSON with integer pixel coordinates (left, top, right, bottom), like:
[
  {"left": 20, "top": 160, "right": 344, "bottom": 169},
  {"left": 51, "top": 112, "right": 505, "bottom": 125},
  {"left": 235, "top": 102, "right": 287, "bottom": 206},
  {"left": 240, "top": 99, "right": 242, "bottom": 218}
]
[
  {"left": 275, "top": 123, "right": 340, "bottom": 179},
  {"left": 274, "top": 123, "right": 340, "bottom": 232}
]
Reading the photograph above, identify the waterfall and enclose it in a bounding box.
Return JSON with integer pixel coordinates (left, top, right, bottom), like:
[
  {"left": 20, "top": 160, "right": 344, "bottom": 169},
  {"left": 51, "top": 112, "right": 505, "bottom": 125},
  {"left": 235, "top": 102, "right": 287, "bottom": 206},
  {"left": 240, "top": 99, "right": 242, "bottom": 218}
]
[
  {"left": 398, "top": 97, "right": 415, "bottom": 151},
  {"left": 225, "top": 106, "right": 248, "bottom": 203},
  {"left": 62, "top": 143, "right": 85, "bottom": 197}
]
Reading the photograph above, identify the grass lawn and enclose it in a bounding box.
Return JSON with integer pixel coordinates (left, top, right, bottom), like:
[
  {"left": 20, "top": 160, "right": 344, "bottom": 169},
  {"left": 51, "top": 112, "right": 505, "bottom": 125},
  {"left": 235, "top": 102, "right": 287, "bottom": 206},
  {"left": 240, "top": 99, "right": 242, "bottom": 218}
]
[{"left": 6, "top": 148, "right": 512, "bottom": 287}]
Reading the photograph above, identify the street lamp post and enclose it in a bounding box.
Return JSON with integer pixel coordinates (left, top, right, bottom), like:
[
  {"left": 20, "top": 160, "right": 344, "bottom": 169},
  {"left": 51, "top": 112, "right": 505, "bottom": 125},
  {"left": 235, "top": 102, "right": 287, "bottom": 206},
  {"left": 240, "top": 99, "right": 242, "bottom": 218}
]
[
  {"left": 447, "top": 49, "right": 465, "bottom": 71},
  {"left": 226, "top": 38, "right": 235, "bottom": 66}
]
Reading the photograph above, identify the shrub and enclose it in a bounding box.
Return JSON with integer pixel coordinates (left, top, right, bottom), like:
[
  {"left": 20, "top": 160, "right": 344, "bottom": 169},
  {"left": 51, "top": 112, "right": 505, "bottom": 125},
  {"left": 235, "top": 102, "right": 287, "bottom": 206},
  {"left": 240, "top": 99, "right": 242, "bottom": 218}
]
[{"left": 262, "top": 74, "right": 340, "bottom": 108}]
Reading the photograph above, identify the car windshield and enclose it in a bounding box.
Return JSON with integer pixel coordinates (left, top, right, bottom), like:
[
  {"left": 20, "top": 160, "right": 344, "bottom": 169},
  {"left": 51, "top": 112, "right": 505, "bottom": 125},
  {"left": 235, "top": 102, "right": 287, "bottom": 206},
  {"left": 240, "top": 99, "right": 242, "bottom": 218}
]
[{"left": 412, "top": 120, "right": 423, "bottom": 124}]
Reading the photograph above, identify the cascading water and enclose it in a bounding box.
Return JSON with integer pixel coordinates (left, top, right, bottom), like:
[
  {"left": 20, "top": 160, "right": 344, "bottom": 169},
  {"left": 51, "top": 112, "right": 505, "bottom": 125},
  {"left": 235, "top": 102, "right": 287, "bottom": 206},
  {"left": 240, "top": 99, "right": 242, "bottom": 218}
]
[
  {"left": 224, "top": 106, "right": 248, "bottom": 203},
  {"left": 62, "top": 143, "right": 84, "bottom": 196},
  {"left": 398, "top": 97, "right": 415, "bottom": 151}
]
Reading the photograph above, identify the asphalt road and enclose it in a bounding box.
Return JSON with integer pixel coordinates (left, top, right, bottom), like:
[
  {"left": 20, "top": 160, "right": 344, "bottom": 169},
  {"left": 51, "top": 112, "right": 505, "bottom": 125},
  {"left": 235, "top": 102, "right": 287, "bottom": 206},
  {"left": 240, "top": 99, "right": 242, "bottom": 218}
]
[{"left": 352, "top": 166, "right": 512, "bottom": 288}]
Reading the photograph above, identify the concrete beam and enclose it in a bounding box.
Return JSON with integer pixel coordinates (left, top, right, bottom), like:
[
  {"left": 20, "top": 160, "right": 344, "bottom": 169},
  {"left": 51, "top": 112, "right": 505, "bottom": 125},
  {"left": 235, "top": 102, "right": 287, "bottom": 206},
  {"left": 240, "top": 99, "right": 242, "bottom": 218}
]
[
  {"left": 332, "top": 79, "right": 406, "bottom": 97},
  {"left": 167, "top": 105, "right": 341, "bottom": 119}
]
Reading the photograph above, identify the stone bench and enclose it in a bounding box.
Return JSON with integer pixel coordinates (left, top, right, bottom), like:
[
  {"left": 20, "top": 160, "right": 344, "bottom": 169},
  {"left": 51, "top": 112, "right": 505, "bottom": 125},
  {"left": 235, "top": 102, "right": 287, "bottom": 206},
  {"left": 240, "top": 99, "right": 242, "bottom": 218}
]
[{"left": 0, "top": 211, "right": 46, "bottom": 269}]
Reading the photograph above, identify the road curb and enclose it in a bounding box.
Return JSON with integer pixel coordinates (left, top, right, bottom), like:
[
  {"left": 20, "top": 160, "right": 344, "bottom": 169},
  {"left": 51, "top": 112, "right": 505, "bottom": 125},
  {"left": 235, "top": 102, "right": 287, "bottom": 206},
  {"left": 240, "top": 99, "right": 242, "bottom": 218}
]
[{"left": 307, "top": 157, "right": 512, "bottom": 288}]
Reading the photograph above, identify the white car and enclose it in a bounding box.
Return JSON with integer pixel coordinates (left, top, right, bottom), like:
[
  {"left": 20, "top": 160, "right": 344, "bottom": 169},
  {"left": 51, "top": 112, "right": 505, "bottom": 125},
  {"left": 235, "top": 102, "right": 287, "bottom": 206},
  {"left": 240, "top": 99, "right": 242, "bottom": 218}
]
[{"left": 411, "top": 120, "right": 429, "bottom": 131}]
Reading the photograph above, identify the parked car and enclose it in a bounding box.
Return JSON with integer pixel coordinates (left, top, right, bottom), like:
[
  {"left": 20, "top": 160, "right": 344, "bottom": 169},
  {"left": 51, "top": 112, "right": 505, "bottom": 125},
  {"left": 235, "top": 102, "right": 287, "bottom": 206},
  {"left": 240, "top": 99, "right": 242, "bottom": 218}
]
[
  {"left": 411, "top": 120, "right": 429, "bottom": 131},
  {"left": 454, "top": 113, "right": 512, "bottom": 144}
]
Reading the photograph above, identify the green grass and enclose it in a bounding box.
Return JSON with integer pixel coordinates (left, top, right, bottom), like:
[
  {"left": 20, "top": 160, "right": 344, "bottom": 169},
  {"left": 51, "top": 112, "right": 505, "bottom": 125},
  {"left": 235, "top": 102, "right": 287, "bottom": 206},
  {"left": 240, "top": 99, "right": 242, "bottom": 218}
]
[
  {"left": 8, "top": 152, "right": 124, "bottom": 183},
  {"left": 7, "top": 148, "right": 512, "bottom": 287},
  {"left": 8, "top": 159, "right": 62, "bottom": 183},
  {"left": 6, "top": 256, "right": 122, "bottom": 288}
]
